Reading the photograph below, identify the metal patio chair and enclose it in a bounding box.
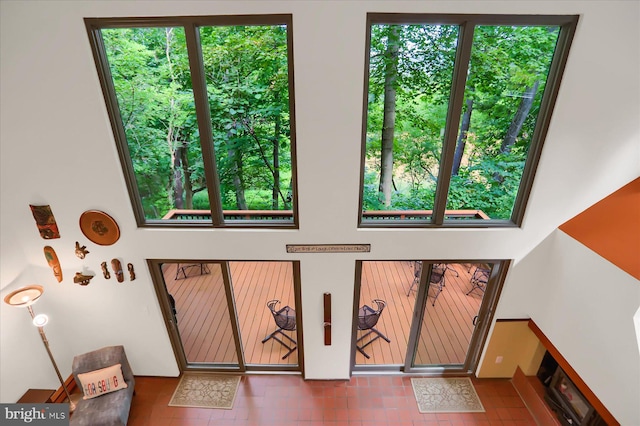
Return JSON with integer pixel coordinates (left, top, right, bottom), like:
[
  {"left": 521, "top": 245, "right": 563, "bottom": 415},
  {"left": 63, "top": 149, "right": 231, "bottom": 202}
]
[
  {"left": 466, "top": 266, "right": 490, "bottom": 295},
  {"left": 356, "top": 299, "right": 391, "bottom": 359},
  {"left": 428, "top": 264, "right": 447, "bottom": 306},
  {"left": 262, "top": 299, "right": 297, "bottom": 359}
]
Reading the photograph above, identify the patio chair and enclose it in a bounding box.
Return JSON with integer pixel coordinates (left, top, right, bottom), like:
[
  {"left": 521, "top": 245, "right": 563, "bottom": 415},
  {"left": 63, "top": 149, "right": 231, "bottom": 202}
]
[
  {"left": 406, "top": 261, "right": 422, "bottom": 296},
  {"left": 466, "top": 266, "right": 490, "bottom": 295},
  {"left": 175, "top": 262, "right": 210, "bottom": 280},
  {"left": 442, "top": 263, "right": 459, "bottom": 277},
  {"left": 428, "top": 264, "right": 447, "bottom": 306},
  {"left": 262, "top": 299, "right": 297, "bottom": 359},
  {"left": 408, "top": 262, "right": 446, "bottom": 306},
  {"left": 356, "top": 299, "right": 391, "bottom": 359}
]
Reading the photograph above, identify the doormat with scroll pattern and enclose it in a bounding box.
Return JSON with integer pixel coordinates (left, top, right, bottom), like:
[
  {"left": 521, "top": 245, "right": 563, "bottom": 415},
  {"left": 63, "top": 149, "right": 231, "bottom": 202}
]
[
  {"left": 168, "top": 373, "right": 241, "bottom": 409},
  {"left": 411, "top": 377, "right": 485, "bottom": 413}
]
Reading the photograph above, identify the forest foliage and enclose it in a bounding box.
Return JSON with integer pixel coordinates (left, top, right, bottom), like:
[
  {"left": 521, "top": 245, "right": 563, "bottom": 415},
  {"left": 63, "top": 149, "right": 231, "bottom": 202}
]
[
  {"left": 364, "top": 24, "right": 559, "bottom": 219},
  {"left": 101, "top": 22, "right": 559, "bottom": 221},
  {"left": 103, "top": 25, "right": 291, "bottom": 220}
]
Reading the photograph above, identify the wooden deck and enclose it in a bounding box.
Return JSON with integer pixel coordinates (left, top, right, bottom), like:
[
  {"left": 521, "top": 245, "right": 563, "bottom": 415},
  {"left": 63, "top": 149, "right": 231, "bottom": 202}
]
[{"left": 162, "top": 261, "right": 484, "bottom": 368}]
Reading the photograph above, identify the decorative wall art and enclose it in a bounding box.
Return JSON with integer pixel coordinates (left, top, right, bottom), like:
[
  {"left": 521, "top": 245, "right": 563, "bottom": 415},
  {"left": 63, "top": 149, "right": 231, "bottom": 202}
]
[
  {"left": 75, "top": 241, "right": 90, "bottom": 259},
  {"left": 30, "top": 205, "right": 60, "bottom": 239},
  {"left": 127, "top": 263, "right": 136, "bottom": 281},
  {"left": 79, "top": 210, "right": 120, "bottom": 246},
  {"left": 101, "top": 262, "right": 111, "bottom": 279},
  {"left": 43, "top": 246, "right": 63, "bottom": 282},
  {"left": 111, "top": 258, "right": 124, "bottom": 283},
  {"left": 73, "top": 272, "right": 94, "bottom": 286}
]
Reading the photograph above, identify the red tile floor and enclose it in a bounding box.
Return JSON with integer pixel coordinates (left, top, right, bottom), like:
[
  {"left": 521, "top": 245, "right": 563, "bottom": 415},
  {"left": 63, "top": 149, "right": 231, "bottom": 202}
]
[{"left": 128, "top": 374, "right": 538, "bottom": 425}]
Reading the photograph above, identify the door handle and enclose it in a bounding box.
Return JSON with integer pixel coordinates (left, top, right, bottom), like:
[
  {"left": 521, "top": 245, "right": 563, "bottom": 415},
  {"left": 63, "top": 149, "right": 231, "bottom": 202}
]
[
  {"left": 324, "top": 292, "right": 331, "bottom": 345},
  {"left": 473, "top": 315, "right": 479, "bottom": 326}
]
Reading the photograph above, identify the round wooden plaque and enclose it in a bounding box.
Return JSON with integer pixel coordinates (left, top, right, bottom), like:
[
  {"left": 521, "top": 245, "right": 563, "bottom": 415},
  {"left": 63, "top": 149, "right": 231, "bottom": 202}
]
[{"left": 79, "top": 210, "right": 120, "bottom": 246}]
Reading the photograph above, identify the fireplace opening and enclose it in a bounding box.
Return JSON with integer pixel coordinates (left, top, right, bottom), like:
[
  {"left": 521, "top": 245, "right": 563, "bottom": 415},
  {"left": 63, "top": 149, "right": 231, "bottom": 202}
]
[{"left": 535, "top": 351, "right": 606, "bottom": 426}]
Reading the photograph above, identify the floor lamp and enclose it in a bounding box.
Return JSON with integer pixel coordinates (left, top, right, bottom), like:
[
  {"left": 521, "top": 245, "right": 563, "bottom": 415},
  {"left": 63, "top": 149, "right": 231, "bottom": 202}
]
[{"left": 4, "top": 285, "right": 76, "bottom": 411}]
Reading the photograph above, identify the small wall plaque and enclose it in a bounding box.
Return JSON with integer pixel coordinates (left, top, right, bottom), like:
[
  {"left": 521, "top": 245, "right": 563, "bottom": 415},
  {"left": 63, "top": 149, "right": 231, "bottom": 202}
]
[{"left": 286, "top": 244, "right": 371, "bottom": 253}]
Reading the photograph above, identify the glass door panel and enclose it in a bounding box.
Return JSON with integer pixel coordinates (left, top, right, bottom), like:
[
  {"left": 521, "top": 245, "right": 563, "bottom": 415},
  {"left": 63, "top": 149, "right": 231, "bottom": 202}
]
[
  {"left": 413, "top": 262, "right": 490, "bottom": 367},
  {"left": 162, "top": 262, "right": 239, "bottom": 365},
  {"left": 229, "top": 261, "right": 298, "bottom": 366},
  {"left": 356, "top": 261, "right": 414, "bottom": 365}
]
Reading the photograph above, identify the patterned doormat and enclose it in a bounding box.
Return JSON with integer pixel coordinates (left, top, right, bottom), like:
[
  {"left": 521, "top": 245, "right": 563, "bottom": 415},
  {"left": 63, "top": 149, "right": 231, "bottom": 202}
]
[
  {"left": 168, "top": 373, "right": 241, "bottom": 409},
  {"left": 411, "top": 377, "right": 485, "bottom": 413}
]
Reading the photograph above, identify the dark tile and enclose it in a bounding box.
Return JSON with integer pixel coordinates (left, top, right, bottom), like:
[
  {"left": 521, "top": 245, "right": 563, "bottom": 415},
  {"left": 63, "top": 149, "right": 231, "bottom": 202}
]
[{"left": 130, "top": 375, "right": 534, "bottom": 425}]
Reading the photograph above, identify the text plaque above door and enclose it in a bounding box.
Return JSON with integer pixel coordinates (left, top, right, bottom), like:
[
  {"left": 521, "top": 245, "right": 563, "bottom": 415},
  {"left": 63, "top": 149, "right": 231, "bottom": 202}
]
[{"left": 286, "top": 244, "right": 371, "bottom": 253}]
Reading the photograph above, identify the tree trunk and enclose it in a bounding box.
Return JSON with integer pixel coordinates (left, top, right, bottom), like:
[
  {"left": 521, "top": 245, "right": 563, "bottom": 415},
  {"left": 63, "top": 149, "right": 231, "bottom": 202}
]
[
  {"left": 452, "top": 98, "right": 473, "bottom": 176},
  {"left": 378, "top": 25, "right": 400, "bottom": 207},
  {"left": 500, "top": 80, "right": 539, "bottom": 154},
  {"left": 164, "top": 28, "right": 186, "bottom": 210},
  {"left": 172, "top": 146, "right": 184, "bottom": 209},
  {"left": 180, "top": 141, "right": 193, "bottom": 209},
  {"left": 285, "top": 177, "right": 292, "bottom": 209},
  {"left": 227, "top": 135, "right": 247, "bottom": 210},
  {"left": 272, "top": 96, "right": 281, "bottom": 210}
]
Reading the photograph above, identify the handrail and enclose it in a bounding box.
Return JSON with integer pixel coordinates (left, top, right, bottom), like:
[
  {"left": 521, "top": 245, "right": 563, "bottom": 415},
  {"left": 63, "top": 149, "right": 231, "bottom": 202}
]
[{"left": 161, "top": 208, "right": 489, "bottom": 221}]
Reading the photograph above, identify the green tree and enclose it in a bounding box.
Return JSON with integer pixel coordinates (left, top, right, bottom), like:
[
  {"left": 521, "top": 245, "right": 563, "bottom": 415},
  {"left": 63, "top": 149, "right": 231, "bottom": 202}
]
[
  {"left": 364, "top": 23, "right": 560, "bottom": 219},
  {"left": 200, "top": 25, "right": 291, "bottom": 211},
  {"left": 103, "top": 24, "right": 292, "bottom": 218}
]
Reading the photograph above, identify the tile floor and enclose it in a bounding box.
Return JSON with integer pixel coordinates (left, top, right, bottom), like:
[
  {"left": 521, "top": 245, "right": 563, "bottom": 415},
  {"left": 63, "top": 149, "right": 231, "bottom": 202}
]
[{"left": 127, "top": 374, "right": 537, "bottom": 425}]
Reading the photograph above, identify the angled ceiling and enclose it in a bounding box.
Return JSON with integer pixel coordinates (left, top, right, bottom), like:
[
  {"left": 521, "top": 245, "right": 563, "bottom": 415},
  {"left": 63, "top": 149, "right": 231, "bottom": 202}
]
[{"left": 559, "top": 178, "right": 640, "bottom": 280}]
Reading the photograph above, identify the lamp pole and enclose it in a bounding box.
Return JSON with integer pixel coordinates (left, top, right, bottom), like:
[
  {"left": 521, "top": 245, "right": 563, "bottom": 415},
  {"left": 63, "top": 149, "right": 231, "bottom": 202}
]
[
  {"left": 4, "top": 285, "right": 76, "bottom": 411},
  {"left": 27, "top": 305, "right": 76, "bottom": 412}
]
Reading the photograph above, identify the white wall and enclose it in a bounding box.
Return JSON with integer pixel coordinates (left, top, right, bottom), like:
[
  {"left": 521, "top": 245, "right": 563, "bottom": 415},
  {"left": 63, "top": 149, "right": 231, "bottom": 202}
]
[
  {"left": 1, "top": 1, "right": 638, "bottom": 422},
  {"left": 497, "top": 231, "right": 640, "bottom": 425}
]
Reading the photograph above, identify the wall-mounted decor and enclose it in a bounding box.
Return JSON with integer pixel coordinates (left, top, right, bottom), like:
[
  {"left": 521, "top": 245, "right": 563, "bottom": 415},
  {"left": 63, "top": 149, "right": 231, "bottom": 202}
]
[
  {"left": 79, "top": 210, "right": 120, "bottom": 246},
  {"left": 30, "top": 205, "right": 60, "bottom": 239},
  {"left": 43, "top": 246, "right": 62, "bottom": 282},
  {"left": 111, "top": 258, "right": 124, "bottom": 282},
  {"left": 73, "top": 272, "right": 94, "bottom": 286},
  {"left": 127, "top": 263, "right": 136, "bottom": 281},
  {"left": 74, "top": 241, "right": 90, "bottom": 259},
  {"left": 101, "top": 262, "right": 111, "bottom": 279}
]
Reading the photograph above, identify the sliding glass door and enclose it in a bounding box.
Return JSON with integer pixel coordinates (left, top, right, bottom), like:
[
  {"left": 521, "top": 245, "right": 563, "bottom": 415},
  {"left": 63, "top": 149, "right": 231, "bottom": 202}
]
[
  {"left": 150, "top": 260, "right": 301, "bottom": 371},
  {"left": 354, "top": 260, "right": 507, "bottom": 373}
]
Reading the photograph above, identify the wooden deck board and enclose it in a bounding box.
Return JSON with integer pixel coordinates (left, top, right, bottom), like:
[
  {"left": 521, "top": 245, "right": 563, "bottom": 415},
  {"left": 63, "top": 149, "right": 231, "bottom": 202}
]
[{"left": 163, "top": 260, "right": 483, "bottom": 368}]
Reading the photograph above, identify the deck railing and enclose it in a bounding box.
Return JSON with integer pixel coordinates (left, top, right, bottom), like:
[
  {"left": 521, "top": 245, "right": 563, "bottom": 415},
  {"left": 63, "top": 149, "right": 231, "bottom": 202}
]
[
  {"left": 162, "top": 209, "right": 294, "bottom": 221},
  {"left": 363, "top": 210, "right": 490, "bottom": 221},
  {"left": 162, "top": 209, "right": 489, "bottom": 221}
]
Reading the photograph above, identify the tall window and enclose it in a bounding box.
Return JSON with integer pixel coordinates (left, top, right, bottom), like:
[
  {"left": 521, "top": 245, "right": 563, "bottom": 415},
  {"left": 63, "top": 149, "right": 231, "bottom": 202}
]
[
  {"left": 360, "top": 14, "right": 578, "bottom": 227},
  {"left": 86, "top": 16, "right": 297, "bottom": 227}
]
